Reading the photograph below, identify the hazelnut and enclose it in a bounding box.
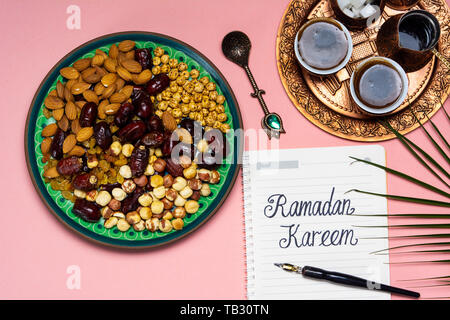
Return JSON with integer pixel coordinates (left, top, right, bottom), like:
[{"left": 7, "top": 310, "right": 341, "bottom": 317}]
[
  {"left": 138, "top": 193, "right": 153, "bottom": 207},
  {"left": 162, "top": 211, "right": 173, "bottom": 220},
  {"left": 183, "top": 165, "right": 197, "bottom": 180},
  {"left": 133, "top": 220, "right": 145, "bottom": 231},
  {"left": 174, "top": 194, "right": 187, "bottom": 207},
  {"left": 166, "top": 188, "right": 178, "bottom": 201},
  {"left": 144, "top": 164, "right": 155, "bottom": 176},
  {"left": 153, "top": 186, "right": 166, "bottom": 199},
  {"left": 101, "top": 206, "right": 114, "bottom": 219},
  {"left": 163, "top": 174, "right": 174, "bottom": 188},
  {"left": 161, "top": 197, "right": 173, "bottom": 210},
  {"left": 104, "top": 217, "right": 118, "bottom": 229},
  {"left": 159, "top": 219, "right": 173, "bottom": 233},
  {"left": 86, "top": 190, "right": 98, "bottom": 202},
  {"left": 179, "top": 155, "right": 192, "bottom": 169},
  {"left": 173, "top": 207, "right": 186, "bottom": 219},
  {"left": 134, "top": 175, "right": 148, "bottom": 187},
  {"left": 153, "top": 158, "right": 167, "bottom": 172},
  {"left": 191, "top": 190, "right": 201, "bottom": 201},
  {"left": 122, "top": 143, "right": 134, "bottom": 157},
  {"left": 172, "top": 176, "right": 187, "bottom": 191},
  {"left": 112, "top": 187, "right": 127, "bottom": 201},
  {"left": 87, "top": 154, "right": 98, "bottom": 169},
  {"left": 197, "top": 169, "right": 211, "bottom": 182},
  {"left": 150, "top": 174, "right": 164, "bottom": 188},
  {"left": 108, "top": 199, "right": 121, "bottom": 211},
  {"left": 126, "top": 211, "right": 141, "bottom": 225},
  {"left": 200, "top": 183, "right": 211, "bottom": 197},
  {"left": 122, "top": 179, "right": 136, "bottom": 193},
  {"left": 151, "top": 200, "right": 164, "bottom": 214},
  {"left": 117, "top": 218, "right": 130, "bottom": 232},
  {"left": 185, "top": 200, "right": 200, "bottom": 214},
  {"left": 179, "top": 186, "right": 193, "bottom": 199},
  {"left": 172, "top": 218, "right": 184, "bottom": 230},
  {"left": 145, "top": 218, "right": 160, "bottom": 232},
  {"left": 119, "top": 165, "right": 132, "bottom": 179},
  {"left": 109, "top": 141, "right": 122, "bottom": 156},
  {"left": 74, "top": 189, "right": 86, "bottom": 199},
  {"left": 188, "top": 179, "right": 202, "bottom": 190},
  {"left": 113, "top": 212, "right": 126, "bottom": 219},
  {"left": 138, "top": 207, "right": 152, "bottom": 220},
  {"left": 209, "top": 170, "right": 220, "bottom": 184}
]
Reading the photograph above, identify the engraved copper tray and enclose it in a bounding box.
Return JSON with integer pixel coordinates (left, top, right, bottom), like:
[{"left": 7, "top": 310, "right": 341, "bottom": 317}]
[{"left": 276, "top": 0, "right": 450, "bottom": 141}]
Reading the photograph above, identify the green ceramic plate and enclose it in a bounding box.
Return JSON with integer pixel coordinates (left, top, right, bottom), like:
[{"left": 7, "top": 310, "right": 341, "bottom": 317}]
[{"left": 25, "top": 32, "right": 243, "bottom": 249}]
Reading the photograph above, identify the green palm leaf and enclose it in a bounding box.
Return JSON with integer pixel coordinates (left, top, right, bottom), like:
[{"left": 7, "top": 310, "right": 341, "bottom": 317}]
[
  {"left": 349, "top": 156, "right": 450, "bottom": 198},
  {"left": 400, "top": 275, "right": 450, "bottom": 281},
  {"left": 355, "top": 223, "right": 450, "bottom": 228},
  {"left": 371, "top": 242, "right": 450, "bottom": 254},
  {"left": 413, "top": 112, "right": 450, "bottom": 163},
  {"left": 381, "top": 120, "right": 450, "bottom": 187},
  {"left": 388, "top": 259, "right": 450, "bottom": 264},
  {"left": 347, "top": 189, "right": 450, "bottom": 207},
  {"left": 442, "top": 103, "right": 450, "bottom": 122},
  {"left": 361, "top": 233, "right": 450, "bottom": 240}
]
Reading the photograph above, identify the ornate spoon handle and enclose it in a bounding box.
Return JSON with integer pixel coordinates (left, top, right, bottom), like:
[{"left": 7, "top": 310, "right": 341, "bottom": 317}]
[{"left": 243, "top": 65, "right": 270, "bottom": 115}]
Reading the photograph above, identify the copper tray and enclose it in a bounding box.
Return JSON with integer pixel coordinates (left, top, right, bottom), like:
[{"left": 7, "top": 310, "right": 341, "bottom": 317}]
[{"left": 276, "top": 0, "right": 450, "bottom": 141}]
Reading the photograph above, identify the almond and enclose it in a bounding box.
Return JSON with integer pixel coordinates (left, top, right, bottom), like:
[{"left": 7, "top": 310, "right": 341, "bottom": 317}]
[
  {"left": 56, "top": 81, "right": 65, "bottom": 99},
  {"left": 135, "top": 69, "right": 152, "bottom": 84},
  {"left": 65, "top": 79, "right": 77, "bottom": 90},
  {"left": 101, "top": 73, "right": 117, "bottom": 87},
  {"left": 102, "top": 84, "right": 116, "bottom": 99},
  {"left": 116, "top": 66, "right": 132, "bottom": 81},
  {"left": 64, "top": 87, "right": 74, "bottom": 102},
  {"left": 42, "top": 123, "right": 58, "bottom": 137},
  {"left": 121, "top": 59, "right": 142, "bottom": 74},
  {"left": 109, "top": 44, "right": 119, "bottom": 58},
  {"left": 52, "top": 108, "right": 65, "bottom": 121},
  {"left": 73, "top": 58, "right": 91, "bottom": 71},
  {"left": 71, "top": 119, "right": 81, "bottom": 134},
  {"left": 115, "top": 78, "right": 125, "bottom": 91},
  {"left": 104, "top": 103, "right": 121, "bottom": 115},
  {"left": 98, "top": 100, "right": 109, "bottom": 119},
  {"left": 60, "top": 67, "right": 79, "bottom": 80},
  {"left": 118, "top": 40, "right": 135, "bottom": 52},
  {"left": 104, "top": 58, "right": 117, "bottom": 73},
  {"left": 48, "top": 89, "right": 58, "bottom": 97},
  {"left": 70, "top": 82, "right": 91, "bottom": 95},
  {"left": 120, "top": 85, "right": 133, "bottom": 99},
  {"left": 82, "top": 90, "right": 99, "bottom": 104},
  {"left": 41, "top": 137, "right": 52, "bottom": 154},
  {"left": 76, "top": 127, "right": 94, "bottom": 142},
  {"left": 44, "top": 96, "right": 64, "bottom": 109},
  {"left": 68, "top": 145, "right": 86, "bottom": 156},
  {"left": 44, "top": 166, "right": 60, "bottom": 178},
  {"left": 63, "top": 134, "right": 77, "bottom": 153},
  {"left": 65, "top": 101, "right": 78, "bottom": 121},
  {"left": 95, "top": 49, "right": 108, "bottom": 58},
  {"left": 57, "top": 115, "right": 69, "bottom": 131},
  {"left": 162, "top": 111, "right": 177, "bottom": 131},
  {"left": 109, "top": 92, "right": 127, "bottom": 104},
  {"left": 91, "top": 54, "right": 105, "bottom": 66}
]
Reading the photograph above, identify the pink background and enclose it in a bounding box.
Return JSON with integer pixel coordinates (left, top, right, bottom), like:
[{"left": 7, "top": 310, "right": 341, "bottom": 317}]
[{"left": 0, "top": 0, "right": 449, "bottom": 299}]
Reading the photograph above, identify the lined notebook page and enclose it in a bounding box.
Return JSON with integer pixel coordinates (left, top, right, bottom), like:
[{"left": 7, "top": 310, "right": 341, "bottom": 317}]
[{"left": 243, "top": 145, "right": 390, "bottom": 300}]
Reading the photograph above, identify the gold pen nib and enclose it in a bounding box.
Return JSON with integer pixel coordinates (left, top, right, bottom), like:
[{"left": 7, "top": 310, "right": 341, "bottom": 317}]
[{"left": 274, "top": 263, "right": 302, "bottom": 273}]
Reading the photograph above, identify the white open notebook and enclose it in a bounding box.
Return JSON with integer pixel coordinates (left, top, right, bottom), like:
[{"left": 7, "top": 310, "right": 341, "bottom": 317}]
[{"left": 243, "top": 145, "right": 390, "bottom": 300}]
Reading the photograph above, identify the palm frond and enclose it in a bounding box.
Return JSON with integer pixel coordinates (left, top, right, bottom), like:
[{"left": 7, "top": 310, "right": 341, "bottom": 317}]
[
  {"left": 347, "top": 189, "right": 450, "bottom": 207},
  {"left": 350, "top": 157, "right": 450, "bottom": 198},
  {"left": 361, "top": 233, "right": 450, "bottom": 240},
  {"left": 378, "top": 249, "right": 450, "bottom": 255},
  {"left": 355, "top": 223, "right": 450, "bottom": 228},
  {"left": 399, "top": 275, "right": 450, "bottom": 281},
  {"left": 371, "top": 242, "right": 450, "bottom": 254},
  {"left": 388, "top": 259, "right": 450, "bottom": 264},
  {"left": 441, "top": 102, "right": 450, "bottom": 122},
  {"left": 413, "top": 112, "right": 450, "bottom": 163},
  {"left": 381, "top": 120, "right": 450, "bottom": 187},
  {"left": 353, "top": 213, "right": 450, "bottom": 218}
]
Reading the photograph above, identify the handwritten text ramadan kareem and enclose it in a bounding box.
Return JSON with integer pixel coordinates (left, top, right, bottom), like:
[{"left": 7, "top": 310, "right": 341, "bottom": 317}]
[{"left": 263, "top": 187, "right": 359, "bottom": 248}]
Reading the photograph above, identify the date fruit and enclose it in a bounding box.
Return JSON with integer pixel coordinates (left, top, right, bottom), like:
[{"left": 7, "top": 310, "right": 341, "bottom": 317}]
[
  {"left": 114, "top": 102, "right": 135, "bottom": 127},
  {"left": 79, "top": 102, "right": 98, "bottom": 127},
  {"left": 130, "top": 145, "right": 149, "bottom": 177},
  {"left": 141, "top": 132, "right": 165, "bottom": 148},
  {"left": 99, "top": 182, "right": 122, "bottom": 193},
  {"left": 180, "top": 118, "right": 204, "bottom": 143},
  {"left": 73, "top": 173, "right": 96, "bottom": 191},
  {"left": 135, "top": 48, "right": 153, "bottom": 70},
  {"left": 135, "top": 95, "right": 153, "bottom": 119},
  {"left": 94, "top": 121, "right": 112, "bottom": 150},
  {"left": 165, "top": 158, "right": 184, "bottom": 177},
  {"left": 147, "top": 114, "right": 164, "bottom": 132},
  {"left": 50, "top": 128, "right": 66, "bottom": 160},
  {"left": 73, "top": 198, "right": 101, "bottom": 222},
  {"left": 56, "top": 156, "right": 83, "bottom": 175},
  {"left": 117, "top": 120, "right": 146, "bottom": 143},
  {"left": 146, "top": 73, "right": 170, "bottom": 95},
  {"left": 122, "top": 187, "right": 144, "bottom": 213}
]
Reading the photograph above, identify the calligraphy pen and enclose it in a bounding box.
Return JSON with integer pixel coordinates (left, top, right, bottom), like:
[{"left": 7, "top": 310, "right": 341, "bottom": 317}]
[{"left": 275, "top": 263, "right": 420, "bottom": 298}]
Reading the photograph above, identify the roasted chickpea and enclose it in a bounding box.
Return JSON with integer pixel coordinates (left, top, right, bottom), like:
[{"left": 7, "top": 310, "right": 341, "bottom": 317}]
[
  {"left": 190, "top": 69, "right": 200, "bottom": 79},
  {"left": 153, "top": 47, "right": 164, "bottom": 57},
  {"left": 160, "top": 54, "right": 170, "bottom": 64}
]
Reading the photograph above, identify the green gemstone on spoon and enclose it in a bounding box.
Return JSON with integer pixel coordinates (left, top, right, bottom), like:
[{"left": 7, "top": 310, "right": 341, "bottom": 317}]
[{"left": 267, "top": 114, "right": 281, "bottom": 130}]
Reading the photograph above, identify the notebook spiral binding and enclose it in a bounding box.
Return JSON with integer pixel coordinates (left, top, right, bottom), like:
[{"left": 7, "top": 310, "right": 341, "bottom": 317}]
[{"left": 242, "top": 152, "right": 256, "bottom": 299}]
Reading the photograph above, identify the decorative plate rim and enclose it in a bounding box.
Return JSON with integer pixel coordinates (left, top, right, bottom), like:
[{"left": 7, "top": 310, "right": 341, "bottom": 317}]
[{"left": 24, "top": 31, "right": 244, "bottom": 249}]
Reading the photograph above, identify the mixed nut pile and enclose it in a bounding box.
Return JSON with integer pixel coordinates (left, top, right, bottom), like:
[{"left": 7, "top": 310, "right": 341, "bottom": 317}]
[{"left": 40, "top": 40, "right": 230, "bottom": 234}]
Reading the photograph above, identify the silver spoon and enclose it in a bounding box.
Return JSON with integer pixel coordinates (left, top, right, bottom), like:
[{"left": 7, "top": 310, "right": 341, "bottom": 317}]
[{"left": 222, "top": 31, "right": 286, "bottom": 139}]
